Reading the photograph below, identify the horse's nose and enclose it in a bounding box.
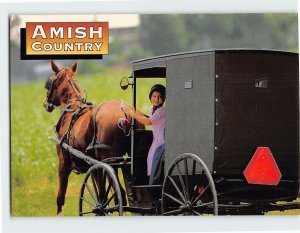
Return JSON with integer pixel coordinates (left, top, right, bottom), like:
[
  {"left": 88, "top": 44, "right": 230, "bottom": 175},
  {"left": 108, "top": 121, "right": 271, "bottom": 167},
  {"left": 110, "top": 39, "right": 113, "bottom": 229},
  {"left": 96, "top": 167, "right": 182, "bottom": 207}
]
[{"left": 43, "top": 98, "right": 54, "bottom": 112}]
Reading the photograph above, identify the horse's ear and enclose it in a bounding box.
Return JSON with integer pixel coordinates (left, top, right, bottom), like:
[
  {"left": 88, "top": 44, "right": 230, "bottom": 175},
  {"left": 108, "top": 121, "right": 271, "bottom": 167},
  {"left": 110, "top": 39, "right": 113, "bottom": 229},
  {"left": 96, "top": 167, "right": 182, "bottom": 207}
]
[
  {"left": 71, "top": 61, "right": 77, "bottom": 73},
  {"left": 51, "top": 60, "right": 60, "bottom": 74}
]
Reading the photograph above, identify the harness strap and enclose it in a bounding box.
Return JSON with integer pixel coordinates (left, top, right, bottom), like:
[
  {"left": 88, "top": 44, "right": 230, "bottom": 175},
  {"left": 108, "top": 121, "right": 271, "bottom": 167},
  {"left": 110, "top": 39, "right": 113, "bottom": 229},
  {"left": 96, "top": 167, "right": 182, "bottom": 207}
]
[
  {"left": 57, "top": 100, "right": 116, "bottom": 154},
  {"left": 86, "top": 141, "right": 112, "bottom": 151},
  {"left": 61, "top": 101, "right": 76, "bottom": 113},
  {"left": 85, "top": 103, "right": 103, "bottom": 153},
  {"left": 58, "top": 101, "right": 94, "bottom": 145},
  {"left": 85, "top": 101, "right": 120, "bottom": 153},
  {"left": 55, "top": 99, "right": 81, "bottom": 133}
]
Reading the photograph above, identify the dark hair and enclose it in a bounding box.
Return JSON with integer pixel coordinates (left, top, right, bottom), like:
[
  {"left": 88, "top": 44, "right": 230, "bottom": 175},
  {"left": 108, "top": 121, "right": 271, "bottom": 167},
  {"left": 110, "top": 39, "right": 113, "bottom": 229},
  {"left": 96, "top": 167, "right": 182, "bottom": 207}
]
[{"left": 149, "top": 84, "right": 166, "bottom": 103}]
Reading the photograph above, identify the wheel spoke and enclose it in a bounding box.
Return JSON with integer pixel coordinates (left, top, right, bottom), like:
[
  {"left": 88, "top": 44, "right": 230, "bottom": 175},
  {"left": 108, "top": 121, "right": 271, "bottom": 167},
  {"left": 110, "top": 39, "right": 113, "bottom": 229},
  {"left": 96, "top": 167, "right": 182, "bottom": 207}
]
[
  {"left": 184, "top": 158, "right": 190, "bottom": 201},
  {"left": 189, "top": 160, "right": 198, "bottom": 200},
  {"left": 193, "top": 201, "right": 214, "bottom": 208},
  {"left": 80, "top": 210, "right": 95, "bottom": 215},
  {"left": 192, "top": 183, "right": 211, "bottom": 205},
  {"left": 91, "top": 173, "right": 100, "bottom": 202},
  {"left": 191, "top": 190, "right": 196, "bottom": 202},
  {"left": 102, "top": 191, "right": 117, "bottom": 207},
  {"left": 192, "top": 159, "right": 196, "bottom": 176},
  {"left": 167, "top": 175, "right": 186, "bottom": 202},
  {"left": 100, "top": 169, "right": 107, "bottom": 204},
  {"left": 80, "top": 196, "right": 96, "bottom": 208},
  {"left": 103, "top": 178, "right": 113, "bottom": 205},
  {"left": 175, "top": 163, "right": 188, "bottom": 200},
  {"left": 163, "top": 192, "right": 184, "bottom": 205},
  {"left": 191, "top": 160, "right": 196, "bottom": 191},
  {"left": 191, "top": 209, "right": 201, "bottom": 216},
  {"left": 190, "top": 172, "right": 205, "bottom": 202},
  {"left": 85, "top": 182, "right": 98, "bottom": 205}
]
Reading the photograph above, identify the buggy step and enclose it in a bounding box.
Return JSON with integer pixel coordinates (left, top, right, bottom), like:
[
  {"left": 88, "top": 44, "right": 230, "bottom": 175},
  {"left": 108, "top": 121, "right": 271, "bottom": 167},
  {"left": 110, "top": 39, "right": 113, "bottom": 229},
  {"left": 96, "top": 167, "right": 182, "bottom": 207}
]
[
  {"left": 132, "top": 184, "right": 162, "bottom": 189},
  {"left": 123, "top": 206, "right": 156, "bottom": 215}
]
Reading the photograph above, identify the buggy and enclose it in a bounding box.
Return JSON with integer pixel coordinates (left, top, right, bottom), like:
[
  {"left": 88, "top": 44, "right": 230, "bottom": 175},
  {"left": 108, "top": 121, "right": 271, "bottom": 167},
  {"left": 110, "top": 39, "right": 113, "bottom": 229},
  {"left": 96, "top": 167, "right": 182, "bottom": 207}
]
[{"left": 51, "top": 49, "right": 300, "bottom": 215}]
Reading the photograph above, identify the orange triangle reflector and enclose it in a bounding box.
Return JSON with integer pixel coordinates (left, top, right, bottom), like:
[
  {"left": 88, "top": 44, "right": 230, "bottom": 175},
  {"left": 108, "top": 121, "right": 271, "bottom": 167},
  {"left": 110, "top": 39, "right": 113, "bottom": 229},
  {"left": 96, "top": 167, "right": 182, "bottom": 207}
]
[{"left": 243, "top": 147, "right": 282, "bottom": 186}]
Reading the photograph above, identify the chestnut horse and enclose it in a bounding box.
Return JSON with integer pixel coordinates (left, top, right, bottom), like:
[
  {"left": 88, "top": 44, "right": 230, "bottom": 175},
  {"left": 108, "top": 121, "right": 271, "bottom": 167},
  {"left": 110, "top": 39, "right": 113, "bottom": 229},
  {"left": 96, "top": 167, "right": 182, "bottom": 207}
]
[{"left": 43, "top": 61, "right": 143, "bottom": 215}]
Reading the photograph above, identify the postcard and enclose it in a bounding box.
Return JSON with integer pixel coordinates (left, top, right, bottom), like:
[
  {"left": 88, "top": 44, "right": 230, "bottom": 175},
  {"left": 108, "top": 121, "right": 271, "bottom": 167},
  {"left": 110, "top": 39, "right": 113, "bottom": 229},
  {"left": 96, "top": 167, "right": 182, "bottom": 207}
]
[{"left": 9, "top": 13, "right": 300, "bottom": 219}]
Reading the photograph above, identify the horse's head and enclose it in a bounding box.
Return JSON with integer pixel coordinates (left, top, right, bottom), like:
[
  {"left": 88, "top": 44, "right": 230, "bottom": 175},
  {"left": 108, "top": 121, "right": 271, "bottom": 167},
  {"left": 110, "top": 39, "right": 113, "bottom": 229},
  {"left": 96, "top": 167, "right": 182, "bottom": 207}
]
[{"left": 43, "top": 61, "right": 82, "bottom": 112}]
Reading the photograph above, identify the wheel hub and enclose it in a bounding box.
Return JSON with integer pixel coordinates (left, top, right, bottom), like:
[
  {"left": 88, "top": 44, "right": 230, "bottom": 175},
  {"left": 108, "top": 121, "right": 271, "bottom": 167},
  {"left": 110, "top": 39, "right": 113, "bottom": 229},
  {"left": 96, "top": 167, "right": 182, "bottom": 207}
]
[
  {"left": 93, "top": 205, "right": 105, "bottom": 214},
  {"left": 180, "top": 201, "right": 193, "bottom": 212}
]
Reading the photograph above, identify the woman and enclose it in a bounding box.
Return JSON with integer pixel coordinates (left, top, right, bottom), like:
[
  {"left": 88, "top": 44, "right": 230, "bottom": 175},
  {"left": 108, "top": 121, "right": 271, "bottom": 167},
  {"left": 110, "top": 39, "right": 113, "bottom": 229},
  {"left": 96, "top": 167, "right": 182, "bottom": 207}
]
[{"left": 129, "top": 84, "right": 166, "bottom": 184}]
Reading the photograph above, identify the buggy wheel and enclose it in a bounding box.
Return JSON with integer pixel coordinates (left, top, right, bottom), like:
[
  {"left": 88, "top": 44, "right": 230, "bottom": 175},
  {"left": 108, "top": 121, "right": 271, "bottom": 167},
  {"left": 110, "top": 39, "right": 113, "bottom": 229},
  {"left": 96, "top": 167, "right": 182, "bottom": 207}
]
[
  {"left": 79, "top": 163, "right": 123, "bottom": 216},
  {"left": 161, "top": 153, "right": 218, "bottom": 215}
]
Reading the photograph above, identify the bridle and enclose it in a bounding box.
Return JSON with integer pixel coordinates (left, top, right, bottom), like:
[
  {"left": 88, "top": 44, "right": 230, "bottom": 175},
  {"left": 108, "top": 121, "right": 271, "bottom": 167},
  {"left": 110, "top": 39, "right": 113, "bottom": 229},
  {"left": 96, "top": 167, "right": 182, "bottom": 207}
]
[
  {"left": 45, "top": 73, "right": 58, "bottom": 109},
  {"left": 45, "top": 71, "right": 84, "bottom": 109},
  {"left": 45, "top": 73, "right": 56, "bottom": 97}
]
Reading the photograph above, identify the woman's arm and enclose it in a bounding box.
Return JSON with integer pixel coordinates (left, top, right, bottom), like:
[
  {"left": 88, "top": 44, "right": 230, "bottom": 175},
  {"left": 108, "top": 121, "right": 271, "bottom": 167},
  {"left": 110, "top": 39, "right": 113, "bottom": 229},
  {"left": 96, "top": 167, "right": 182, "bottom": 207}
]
[{"left": 129, "top": 109, "right": 152, "bottom": 126}]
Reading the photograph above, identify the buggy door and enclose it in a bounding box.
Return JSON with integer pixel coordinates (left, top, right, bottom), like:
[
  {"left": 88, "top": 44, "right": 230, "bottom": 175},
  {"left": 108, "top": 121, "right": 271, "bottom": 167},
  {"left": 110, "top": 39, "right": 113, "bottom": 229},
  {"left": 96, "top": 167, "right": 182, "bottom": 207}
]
[
  {"left": 132, "top": 67, "right": 166, "bottom": 185},
  {"left": 165, "top": 53, "right": 216, "bottom": 173}
]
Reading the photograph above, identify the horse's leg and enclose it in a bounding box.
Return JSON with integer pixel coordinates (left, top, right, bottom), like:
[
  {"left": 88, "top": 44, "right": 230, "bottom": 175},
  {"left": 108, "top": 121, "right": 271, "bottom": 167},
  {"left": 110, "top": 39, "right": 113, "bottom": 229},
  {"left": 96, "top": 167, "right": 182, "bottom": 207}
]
[{"left": 56, "top": 147, "right": 72, "bottom": 215}]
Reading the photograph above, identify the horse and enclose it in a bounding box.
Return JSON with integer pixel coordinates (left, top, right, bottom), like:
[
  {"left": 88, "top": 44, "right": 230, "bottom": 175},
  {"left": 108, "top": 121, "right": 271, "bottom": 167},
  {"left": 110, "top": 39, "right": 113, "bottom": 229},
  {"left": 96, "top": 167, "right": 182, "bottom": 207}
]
[{"left": 43, "top": 61, "right": 144, "bottom": 215}]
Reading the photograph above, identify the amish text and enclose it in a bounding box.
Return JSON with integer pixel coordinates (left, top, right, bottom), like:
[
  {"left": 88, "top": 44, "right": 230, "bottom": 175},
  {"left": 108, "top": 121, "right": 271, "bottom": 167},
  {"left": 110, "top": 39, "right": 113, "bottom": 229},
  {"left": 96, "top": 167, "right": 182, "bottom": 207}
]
[{"left": 24, "top": 22, "right": 109, "bottom": 56}]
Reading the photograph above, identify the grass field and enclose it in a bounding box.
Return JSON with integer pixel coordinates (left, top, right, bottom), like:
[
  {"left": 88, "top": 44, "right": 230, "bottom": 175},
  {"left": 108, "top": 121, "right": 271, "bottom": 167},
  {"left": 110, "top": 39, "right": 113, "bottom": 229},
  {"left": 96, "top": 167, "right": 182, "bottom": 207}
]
[{"left": 10, "top": 67, "right": 299, "bottom": 216}]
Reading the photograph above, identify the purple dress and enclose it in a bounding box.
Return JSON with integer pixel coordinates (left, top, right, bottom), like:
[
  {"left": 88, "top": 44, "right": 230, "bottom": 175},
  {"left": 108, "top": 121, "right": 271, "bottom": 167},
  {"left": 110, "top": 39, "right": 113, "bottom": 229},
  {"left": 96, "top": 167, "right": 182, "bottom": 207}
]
[{"left": 147, "top": 106, "right": 166, "bottom": 175}]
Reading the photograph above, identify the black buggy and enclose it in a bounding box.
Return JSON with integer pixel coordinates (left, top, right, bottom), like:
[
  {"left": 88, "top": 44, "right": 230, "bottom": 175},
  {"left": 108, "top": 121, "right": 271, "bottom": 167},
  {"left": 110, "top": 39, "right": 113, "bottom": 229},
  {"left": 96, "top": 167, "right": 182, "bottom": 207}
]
[{"left": 51, "top": 49, "right": 300, "bottom": 215}]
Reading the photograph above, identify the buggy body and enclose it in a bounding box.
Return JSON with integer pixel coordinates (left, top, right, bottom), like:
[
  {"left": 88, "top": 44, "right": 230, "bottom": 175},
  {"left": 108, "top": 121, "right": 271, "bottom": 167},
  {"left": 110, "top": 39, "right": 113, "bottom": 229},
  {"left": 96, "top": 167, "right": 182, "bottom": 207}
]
[{"left": 129, "top": 49, "right": 299, "bottom": 214}]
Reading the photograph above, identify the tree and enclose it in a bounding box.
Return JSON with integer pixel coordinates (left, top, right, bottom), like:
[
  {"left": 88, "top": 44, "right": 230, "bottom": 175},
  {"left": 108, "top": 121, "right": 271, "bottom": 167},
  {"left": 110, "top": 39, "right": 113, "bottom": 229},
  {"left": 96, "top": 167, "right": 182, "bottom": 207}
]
[{"left": 139, "top": 14, "right": 188, "bottom": 56}]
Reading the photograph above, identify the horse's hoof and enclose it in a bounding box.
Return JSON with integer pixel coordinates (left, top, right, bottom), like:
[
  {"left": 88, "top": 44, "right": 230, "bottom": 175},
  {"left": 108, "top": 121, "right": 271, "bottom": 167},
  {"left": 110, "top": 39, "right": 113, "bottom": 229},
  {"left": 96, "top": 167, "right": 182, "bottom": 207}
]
[{"left": 57, "top": 211, "right": 63, "bottom": 216}]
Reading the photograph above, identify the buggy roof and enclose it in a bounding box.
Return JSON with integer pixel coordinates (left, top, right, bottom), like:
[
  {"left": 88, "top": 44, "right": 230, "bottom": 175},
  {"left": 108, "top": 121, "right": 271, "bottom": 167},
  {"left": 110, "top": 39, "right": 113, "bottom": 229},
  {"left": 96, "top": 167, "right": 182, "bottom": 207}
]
[{"left": 131, "top": 49, "right": 297, "bottom": 77}]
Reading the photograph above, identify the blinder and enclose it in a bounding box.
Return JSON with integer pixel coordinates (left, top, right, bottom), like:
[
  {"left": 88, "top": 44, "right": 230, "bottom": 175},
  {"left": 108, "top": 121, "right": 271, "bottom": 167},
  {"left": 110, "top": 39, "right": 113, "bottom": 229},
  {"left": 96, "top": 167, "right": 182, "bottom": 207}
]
[{"left": 45, "top": 73, "right": 56, "bottom": 98}]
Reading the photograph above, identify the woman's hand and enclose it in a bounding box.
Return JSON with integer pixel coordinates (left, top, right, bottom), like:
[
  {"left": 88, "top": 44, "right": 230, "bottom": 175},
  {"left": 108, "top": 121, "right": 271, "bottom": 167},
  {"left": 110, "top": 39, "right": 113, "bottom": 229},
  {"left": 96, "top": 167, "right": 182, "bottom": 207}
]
[
  {"left": 129, "top": 108, "right": 151, "bottom": 126},
  {"left": 129, "top": 109, "right": 136, "bottom": 118}
]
